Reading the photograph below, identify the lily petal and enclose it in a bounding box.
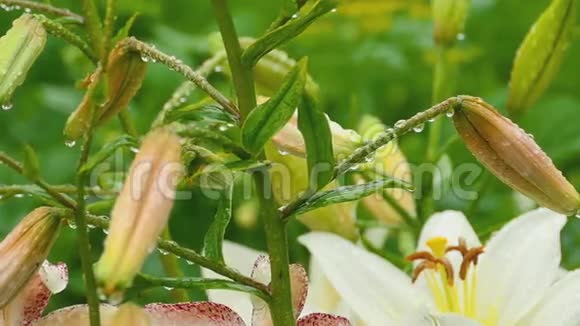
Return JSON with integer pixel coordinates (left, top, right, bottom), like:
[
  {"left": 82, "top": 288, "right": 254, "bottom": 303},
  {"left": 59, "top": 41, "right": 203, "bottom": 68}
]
[
  {"left": 299, "top": 232, "right": 429, "bottom": 325},
  {"left": 297, "top": 313, "right": 352, "bottom": 326},
  {"left": 520, "top": 270, "right": 580, "bottom": 326},
  {"left": 435, "top": 314, "right": 483, "bottom": 326},
  {"left": 250, "top": 256, "right": 309, "bottom": 326},
  {"left": 417, "top": 210, "right": 481, "bottom": 251},
  {"left": 33, "top": 304, "right": 118, "bottom": 325},
  {"left": 0, "top": 261, "right": 67, "bottom": 326},
  {"left": 202, "top": 241, "right": 264, "bottom": 324},
  {"left": 476, "top": 208, "right": 566, "bottom": 325},
  {"left": 145, "top": 302, "right": 245, "bottom": 326}
]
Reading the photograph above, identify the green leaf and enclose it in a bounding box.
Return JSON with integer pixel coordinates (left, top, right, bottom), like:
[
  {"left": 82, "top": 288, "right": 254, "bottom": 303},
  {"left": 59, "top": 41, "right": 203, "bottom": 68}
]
[
  {"left": 293, "top": 177, "right": 413, "bottom": 216},
  {"left": 164, "top": 102, "right": 238, "bottom": 126},
  {"left": 203, "top": 182, "right": 234, "bottom": 263},
  {"left": 242, "top": 0, "right": 338, "bottom": 67},
  {"left": 242, "top": 58, "right": 308, "bottom": 154},
  {"left": 112, "top": 13, "right": 139, "bottom": 45},
  {"left": 22, "top": 145, "right": 41, "bottom": 181},
  {"left": 79, "top": 135, "right": 138, "bottom": 174},
  {"left": 298, "top": 90, "right": 334, "bottom": 189}
]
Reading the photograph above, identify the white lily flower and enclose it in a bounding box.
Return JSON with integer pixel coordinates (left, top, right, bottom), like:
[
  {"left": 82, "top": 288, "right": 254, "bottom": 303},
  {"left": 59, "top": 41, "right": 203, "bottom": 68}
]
[{"left": 299, "top": 208, "right": 577, "bottom": 326}]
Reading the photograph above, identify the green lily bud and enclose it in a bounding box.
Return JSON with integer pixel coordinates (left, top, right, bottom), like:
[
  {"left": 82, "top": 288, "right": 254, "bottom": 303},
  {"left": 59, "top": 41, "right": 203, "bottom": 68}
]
[
  {"left": 0, "top": 207, "right": 63, "bottom": 307},
  {"left": 507, "top": 0, "right": 576, "bottom": 115},
  {"left": 0, "top": 14, "right": 46, "bottom": 108},
  {"left": 63, "top": 70, "right": 102, "bottom": 143},
  {"left": 432, "top": 0, "right": 470, "bottom": 46},
  {"left": 98, "top": 41, "right": 148, "bottom": 125},
  {"left": 454, "top": 96, "right": 580, "bottom": 215}
]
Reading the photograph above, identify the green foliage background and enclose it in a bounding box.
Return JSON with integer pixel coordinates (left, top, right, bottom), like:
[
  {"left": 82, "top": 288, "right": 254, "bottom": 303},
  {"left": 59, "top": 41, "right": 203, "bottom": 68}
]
[{"left": 1, "top": 0, "right": 580, "bottom": 311}]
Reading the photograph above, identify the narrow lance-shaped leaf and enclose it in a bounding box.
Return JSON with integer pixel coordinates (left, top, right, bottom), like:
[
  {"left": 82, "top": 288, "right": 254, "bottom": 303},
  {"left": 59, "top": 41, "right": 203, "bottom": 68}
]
[
  {"left": 242, "top": 0, "right": 338, "bottom": 67},
  {"left": 298, "top": 88, "right": 335, "bottom": 190},
  {"left": 242, "top": 58, "right": 308, "bottom": 154},
  {"left": 293, "top": 177, "right": 413, "bottom": 217},
  {"left": 203, "top": 181, "right": 234, "bottom": 263},
  {"left": 79, "top": 135, "right": 139, "bottom": 174},
  {"left": 507, "top": 0, "right": 577, "bottom": 115}
]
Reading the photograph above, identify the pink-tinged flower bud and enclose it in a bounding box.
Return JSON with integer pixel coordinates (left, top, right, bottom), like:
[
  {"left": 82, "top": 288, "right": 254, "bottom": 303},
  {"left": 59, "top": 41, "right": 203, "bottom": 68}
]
[
  {"left": 0, "top": 207, "right": 63, "bottom": 307},
  {"left": 0, "top": 14, "right": 46, "bottom": 107},
  {"left": 432, "top": 0, "right": 470, "bottom": 46},
  {"left": 94, "top": 129, "right": 183, "bottom": 297},
  {"left": 453, "top": 96, "right": 580, "bottom": 215},
  {"left": 356, "top": 115, "right": 416, "bottom": 225},
  {"left": 271, "top": 111, "right": 362, "bottom": 160},
  {"left": 97, "top": 41, "right": 148, "bottom": 125}
]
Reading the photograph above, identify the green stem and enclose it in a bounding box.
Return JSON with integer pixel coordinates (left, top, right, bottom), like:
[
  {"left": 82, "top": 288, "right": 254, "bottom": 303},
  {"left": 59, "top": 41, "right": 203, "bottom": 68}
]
[
  {"left": 118, "top": 111, "right": 138, "bottom": 137},
  {"left": 121, "top": 38, "right": 239, "bottom": 117},
  {"left": 0, "top": 0, "right": 84, "bottom": 23},
  {"left": 75, "top": 134, "right": 101, "bottom": 326},
  {"left": 84, "top": 215, "right": 270, "bottom": 295},
  {"left": 35, "top": 15, "right": 98, "bottom": 64},
  {"left": 210, "top": 0, "right": 257, "bottom": 118},
  {"left": 159, "top": 228, "right": 190, "bottom": 302},
  {"left": 280, "top": 97, "right": 460, "bottom": 220},
  {"left": 103, "top": 0, "right": 117, "bottom": 58},
  {"left": 82, "top": 0, "right": 103, "bottom": 59},
  {"left": 255, "top": 173, "right": 295, "bottom": 326}
]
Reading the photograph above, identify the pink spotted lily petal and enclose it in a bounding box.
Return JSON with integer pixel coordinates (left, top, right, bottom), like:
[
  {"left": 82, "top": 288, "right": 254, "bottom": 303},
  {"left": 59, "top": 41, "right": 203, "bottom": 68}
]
[
  {"left": 0, "top": 261, "right": 67, "bottom": 326},
  {"left": 144, "top": 302, "right": 245, "bottom": 326},
  {"left": 297, "top": 313, "right": 352, "bottom": 326}
]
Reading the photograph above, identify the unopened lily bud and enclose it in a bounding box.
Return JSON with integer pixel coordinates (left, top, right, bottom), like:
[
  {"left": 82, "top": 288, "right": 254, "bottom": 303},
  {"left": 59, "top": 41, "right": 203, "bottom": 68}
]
[
  {"left": 432, "top": 0, "right": 470, "bottom": 46},
  {"left": 507, "top": 0, "right": 576, "bottom": 115},
  {"left": 271, "top": 111, "right": 362, "bottom": 160},
  {"left": 356, "top": 115, "right": 416, "bottom": 225},
  {"left": 0, "top": 14, "right": 46, "bottom": 107},
  {"left": 0, "top": 207, "right": 63, "bottom": 307},
  {"left": 454, "top": 96, "right": 580, "bottom": 215},
  {"left": 95, "top": 129, "right": 183, "bottom": 297},
  {"left": 112, "top": 303, "right": 151, "bottom": 326},
  {"left": 98, "top": 41, "right": 148, "bottom": 125}
]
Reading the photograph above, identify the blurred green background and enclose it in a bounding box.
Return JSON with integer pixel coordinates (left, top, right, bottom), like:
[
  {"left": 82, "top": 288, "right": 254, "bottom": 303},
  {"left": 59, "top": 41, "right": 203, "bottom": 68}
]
[{"left": 1, "top": 0, "right": 580, "bottom": 311}]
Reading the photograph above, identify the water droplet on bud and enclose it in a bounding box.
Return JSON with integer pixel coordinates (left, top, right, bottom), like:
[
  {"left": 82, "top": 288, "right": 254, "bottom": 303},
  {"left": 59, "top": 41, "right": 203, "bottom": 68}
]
[
  {"left": 140, "top": 55, "right": 150, "bottom": 63},
  {"left": 163, "top": 286, "right": 174, "bottom": 290},
  {"left": 65, "top": 140, "right": 76, "bottom": 148},
  {"left": 158, "top": 248, "right": 169, "bottom": 256},
  {"left": 457, "top": 33, "right": 466, "bottom": 41},
  {"left": 394, "top": 120, "right": 405, "bottom": 128},
  {"left": 413, "top": 123, "right": 425, "bottom": 133},
  {"left": 2, "top": 102, "right": 13, "bottom": 111},
  {"left": 186, "top": 260, "right": 195, "bottom": 265},
  {"left": 278, "top": 148, "right": 289, "bottom": 156},
  {"left": 445, "top": 109, "right": 455, "bottom": 117}
]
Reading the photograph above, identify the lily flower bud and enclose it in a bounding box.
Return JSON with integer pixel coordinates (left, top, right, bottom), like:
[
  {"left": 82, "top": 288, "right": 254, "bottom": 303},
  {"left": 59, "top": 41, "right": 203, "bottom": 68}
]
[
  {"left": 97, "top": 41, "right": 148, "bottom": 125},
  {"left": 0, "top": 14, "right": 46, "bottom": 107},
  {"left": 356, "top": 115, "right": 416, "bottom": 225},
  {"left": 266, "top": 115, "right": 359, "bottom": 240},
  {"left": 432, "top": 0, "right": 470, "bottom": 46},
  {"left": 271, "top": 111, "right": 362, "bottom": 160},
  {"left": 94, "top": 129, "right": 183, "bottom": 297},
  {"left": 506, "top": 0, "right": 576, "bottom": 115},
  {"left": 0, "top": 207, "right": 63, "bottom": 307},
  {"left": 453, "top": 96, "right": 580, "bottom": 215}
]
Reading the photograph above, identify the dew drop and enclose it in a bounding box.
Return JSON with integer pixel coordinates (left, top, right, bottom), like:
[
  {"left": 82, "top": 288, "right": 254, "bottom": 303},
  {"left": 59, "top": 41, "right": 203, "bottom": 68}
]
[
  {"left": 527, "top": 133, "right": 535, "bottom": 140},
  {"left": 291, "top": 13, "right": 299, "bottom": 19},
  {"left": 348, "top": 164, "right": 360, "bottom": 171},
  {"left": 87, "top": 224, "right": 96, "bottom": 229},
  {"left": 67, "top": 220, "right": 77, "bottom": 229},
  {"left": 186, "top": 260, "right": 195, "bottom": 265},
  {"left": 278, "top": 148, "right": 289, "bottom": 156},
  {"left": 163, "top": 286, "right": 174, "bottom": 291},
  {"left": 102, "top": 229, "right": 109, "bottom": 235},
  {"left": 158, "top": 248, "right": 169, "bottom": 256},
  {"left": 130, "top": 147, "right": 140, "bottom": 154},
  {"left": 413, "top": 123, "right": 425, "bottom": 133},
  {"left": 14, "top": 193, "right": 25, "bottom": 198},
  {"left": 428, "top": 117, "right": 437, "bottom": 123},
  {"left": 2, "top": 102, "right": 13, "bottom": 111},
  {"left": 24, "top": 7, "right": 31, "bottom": 13},
  {"left": 179, "top": 97, "right": 187, "bottom": 104},
  {"left": 445, "top": 109, "right": 455, "bottom": 117},
  {"left": 457, "top": 33, "right": 466, "bottom": 41},
  {"left": 214, "top": 66, "right": 223, "bottom": 73},
  {"left": 394, "top": 120, "right": 405, "bottom": 129},
  {"left": 575, "top": 210, "right": 580, "bottom": 218},
  {"left": 65, "top": 140, "right": 76, "bottom": 148},
  {"left": 331, "top": 8, "right": 337, "bottom": 13},
  {"left": 140, "top": 55, "right": 150, "bottom": 63},
  {"left": 218, "top": 124, "right": 229, "bottom": 132}
]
